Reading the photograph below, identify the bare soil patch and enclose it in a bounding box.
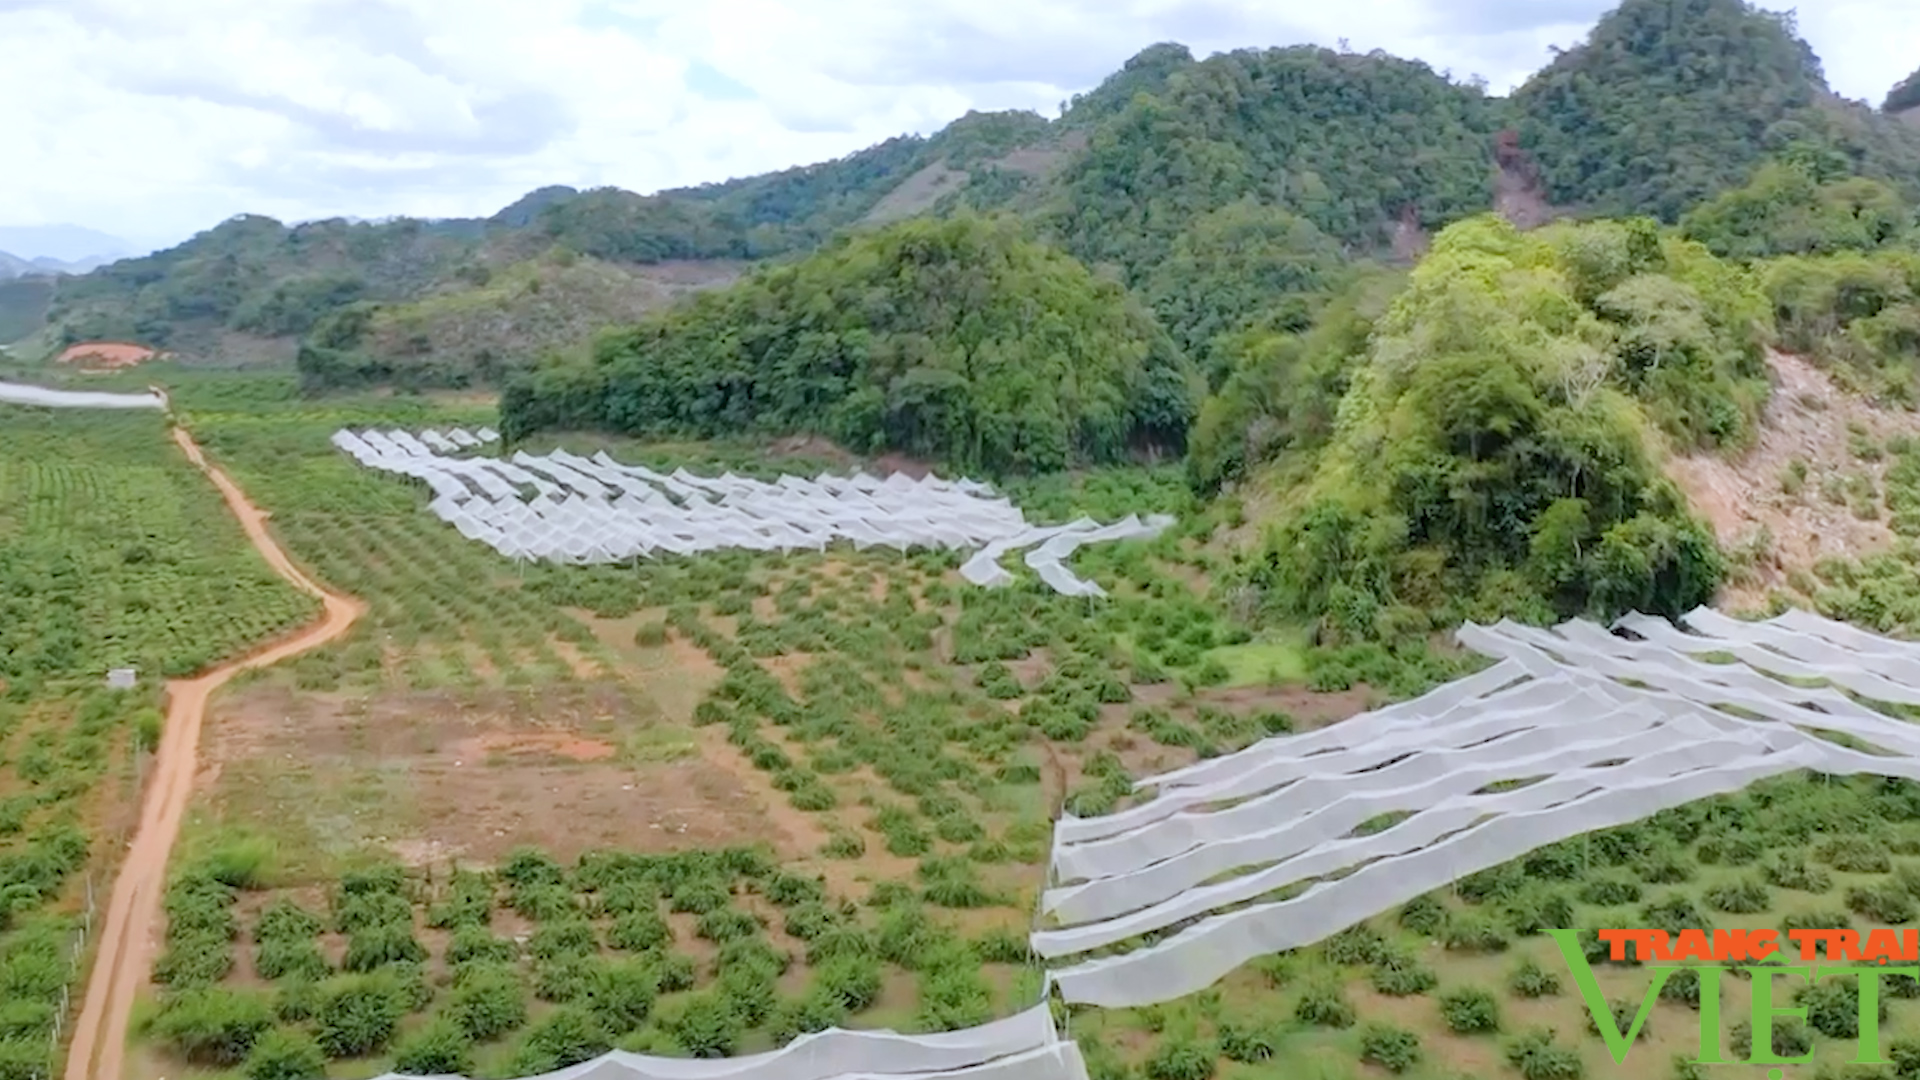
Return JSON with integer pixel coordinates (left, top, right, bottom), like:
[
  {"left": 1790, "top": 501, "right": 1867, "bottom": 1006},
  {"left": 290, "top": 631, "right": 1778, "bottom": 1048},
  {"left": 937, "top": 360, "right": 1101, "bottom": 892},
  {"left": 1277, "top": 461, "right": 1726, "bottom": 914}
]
[
  {"left": 56, "top": 341, "right": 157, "bottom": 368},
  {"left": 199, "top": 681, "right": 792, "bottom": 874},
  {"left": 1666, "top": 350, "right": 1904, "bottom": 607}
]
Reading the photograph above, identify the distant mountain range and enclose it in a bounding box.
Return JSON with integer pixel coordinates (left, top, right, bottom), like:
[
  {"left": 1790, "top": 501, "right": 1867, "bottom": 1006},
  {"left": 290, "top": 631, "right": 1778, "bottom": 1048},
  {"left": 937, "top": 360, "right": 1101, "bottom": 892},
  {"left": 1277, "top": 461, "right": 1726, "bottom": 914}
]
[
  {"left": 0, "top": 224, "right": 136, "bottom": 264},
  {"left": 0, "top": 250, "right": 119, "bottom": 279}
]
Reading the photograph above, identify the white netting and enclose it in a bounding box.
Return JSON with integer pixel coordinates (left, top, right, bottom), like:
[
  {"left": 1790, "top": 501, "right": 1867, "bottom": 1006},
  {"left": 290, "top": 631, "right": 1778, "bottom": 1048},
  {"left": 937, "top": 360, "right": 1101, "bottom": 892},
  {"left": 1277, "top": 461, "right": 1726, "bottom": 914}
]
[
  {"left": 0, "top": 380, "right": 164, "bottom": 409},
  {"left": 363, "top": 1003, "right": 1088, "bottom": 1080},
  {"left": 333, "top": 429, "right": 1173, "bottom": 594},
  {"left": 1036, "top": 611, "right": 1920, "bottom": 1008}
]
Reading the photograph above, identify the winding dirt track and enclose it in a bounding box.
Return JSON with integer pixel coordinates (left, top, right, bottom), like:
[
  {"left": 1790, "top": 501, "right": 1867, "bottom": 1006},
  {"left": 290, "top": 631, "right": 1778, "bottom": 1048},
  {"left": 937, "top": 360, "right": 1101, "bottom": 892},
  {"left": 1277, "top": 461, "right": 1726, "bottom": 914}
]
[{"left": 63, "top": 427, "right": 364, "bottom": 1080}]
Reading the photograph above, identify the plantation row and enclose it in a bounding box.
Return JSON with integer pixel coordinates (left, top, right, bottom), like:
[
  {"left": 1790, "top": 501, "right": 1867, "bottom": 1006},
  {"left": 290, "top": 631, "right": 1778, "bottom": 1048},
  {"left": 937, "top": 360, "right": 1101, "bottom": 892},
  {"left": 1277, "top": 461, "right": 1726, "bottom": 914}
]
[
  {"left": 0, "top": 404, "right": 324, "bottom": 1080},
  {"left": 1068, "top": 768, "right": 1920, "bottom": 1080},
  {"left": 145, "top": 841, "right": 1039, "bottom": 1079}
]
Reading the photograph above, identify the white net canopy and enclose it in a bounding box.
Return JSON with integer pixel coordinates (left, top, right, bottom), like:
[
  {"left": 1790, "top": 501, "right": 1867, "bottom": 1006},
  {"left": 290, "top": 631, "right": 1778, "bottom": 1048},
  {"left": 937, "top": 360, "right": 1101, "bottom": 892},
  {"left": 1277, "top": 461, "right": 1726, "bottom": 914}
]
[
  {"left": 0, "top": 380, "right": 164, "bottom": 409},
  {"left": 1035, "top": 608, "right": 1920, "bottom": 1008},
  {"left": 333, "top": 429, "right": 1172, "bottom": 595},
  {"left": 363, "top": 1003, "right": 1088, "bottom": 1080}
]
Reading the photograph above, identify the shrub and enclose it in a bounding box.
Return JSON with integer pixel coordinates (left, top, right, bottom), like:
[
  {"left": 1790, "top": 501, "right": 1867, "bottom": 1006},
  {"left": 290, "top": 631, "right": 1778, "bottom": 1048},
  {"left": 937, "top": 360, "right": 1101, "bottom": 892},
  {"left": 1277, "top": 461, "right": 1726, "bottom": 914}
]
[
  {"left": 1442, "top": 913, "right": 1509, "bottom": 953},
  {"left": 1798, "top": 975, "right": 1888, "bottom": 1039},
  {"left": 591, "top": 958, "right": 660, "bottom": 1034},
  {"left": 534, "top": 957, "right": 596, "bottom": 1003},
  {"left": 150, "top": 988, "right": 276, "bottom": 1066},
  {"left": 446, "top": 926, "right": 518, "bottom": 966},
  {"left": 391, "top": 1016, "right": 474, "bottom": 1076},
  {"left": 530, "top": 919, "right": 600, "bottom": 960},
  {"left": 1578, "top": 874, "right": 1642, "bottom": 906},
  {"left": 448, "top": 964, "right": 527, "bottom": 1041},
  {"left": 814, "top": 954, "right": 884, "bottom": 1012},
  {"left": 1397, "top": 894, "right": 1448, "bottom": 936},
  {"left": 315, "top": 974, "right": 403, "bottom": 1058},
  {"left": 255, "top": 899, "right": 323, "bottom": 942},
  {"left": 255, "top": 938, "right": 329, "bottom": 982},
  {"left": 1370, "top": 952, "right": 1438, "bottom": 997},
  {"left": 1505, "top": 1028, "right": 1584, "bottom": 1080},
  {"left": 331, "top": 890, "right": 412, "bottom": 935},
  {"left": 1294, "top": 982, "right": 1355, "bottom": 1028},
  {"left": 764, "top": 872, "right": 825, "bottom": 907},
  {"left": 1217, "top": 1020, "right": 1276, "bottom": 1063},
  {"left": 1440, "top": 986, "right": 1501, "bottom": 1033},
  {"left": 1763, "top": 852, "right": 1833, "bottom": 893},
  {"left": 342, "top": 922, "right": 426, "bottom": 972},
  {"left": 1781, "top": 908, "right": 1853, "bottom": 937},
  {"left": 1359, "top": 1024, "right": 1421, "bottom": 1074},
  {"left": 696, "top": 906, "right": 762, "bottom": 943},
  {"left": 634, "top": 621, "right": 669, "bottom": 646},
  {"left": 1144, "top": 1036, "right": 1215, "bottom": 1080},
  {"left": 1508, "top": 956, "right": 1561, "bottom": 998},
  {"left": 669, "top": 991, "right": 743, "bottom": 1058},
  {"left": 1585, "top": 998, "right": 1652, "bottom": 1042},
  {"left": 198, "top": 834, "right": 280, "bottom": 890},
  {"left": 1660, "top": 967, "right": 1701, "bottom": 1009},
  {"left": 1816, "top": 836, "right": 1893, "bottom": 874},
  {"left": 608, "top": 910, "right": 671, "bottom": 952},
  {"left": 1705, "top": 877, "right": 1771, "bottom": 914},
  {"left": 243, "top": 1027, "right": 326, "bottom": 1080},
  {"left": 1729, "top": 1017, "right": 1813, "bottom": 1059},
  {"left": 1847, "top": 882, "right": 1917, "bottom": 923},
  {"left": 514, "top": 1006, "right": 611, "bottom": 1072},
  {"left": 972, "top": 927, "right": 1029, "bottom": 964},
  {"left": 1322, "top": 925, "right": 1389, "bottom": 966}
]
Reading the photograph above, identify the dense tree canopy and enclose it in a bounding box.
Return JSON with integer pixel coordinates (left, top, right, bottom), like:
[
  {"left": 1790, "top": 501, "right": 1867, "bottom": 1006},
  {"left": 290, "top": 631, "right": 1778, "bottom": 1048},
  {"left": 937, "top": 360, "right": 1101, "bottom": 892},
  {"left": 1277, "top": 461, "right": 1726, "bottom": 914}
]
[
  {"left": 1050, "top": 46, "right": 1499, "bottom": 279},
  {"left": 1681, "top": 159, "right": 1913, "bottom": 259},
  {"left": 1234, "top": 216, "right": 1768, "bottom": 639},
  {"left": 1887, "top": 66, "right": 1920, "bottom": 115},
  {"left": 1141, "top": 201, "right": 1351, "bottom": 384},
  {"left": 1513, "top": 0, "right": 1920, "bottom": 222},
  {"left": 501, "top": 215, "right": 1200, "bottom": 474}
]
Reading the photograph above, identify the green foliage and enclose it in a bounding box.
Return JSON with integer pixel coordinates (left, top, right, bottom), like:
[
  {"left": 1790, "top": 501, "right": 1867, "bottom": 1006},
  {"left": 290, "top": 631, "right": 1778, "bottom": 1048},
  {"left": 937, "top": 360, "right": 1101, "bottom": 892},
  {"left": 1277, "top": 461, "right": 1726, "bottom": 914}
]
[
  {"left": 1359, "top": 1023, "right": 1422, "bottom": 1074},
  {"left": 502, "top": 214, "right": 1199, "bottom": 474},
  {"left": 391, "top": 1016, "right": 475, "bottom": 1076},
  {"left": 1888, "top": 67, "right": 1920, "bottom": 115},
  {"left": 1764, "top": 249, "right": 1920, "bottom": 404},
  {"left": 1294, "top": 982, "right": 1356, "bottom": 1028},
  {"left": 1247, "top": 216, "right": 1746, "bottom": 640},
  {"left": 1505, "top": 1028, "right": 1585, "bottom": 1080},
  {"left": 314, "top": 974, "right": 404, "bottom": 1058},
  {"left": 1513, "top": 0, "right": 1920, "bottom": 221},
  {"left": 1440, "top": 986, "right": 1502, "bottom": 1033},
  {"left": 1051, "top": 45, "right": 1498, "bottom": 275},
  {"left": 243, "top": 1027, "right": 327, "bottom": 1080},
  {"left": 0, "top": 408, "right": 317, "bottom": 682},
  {"left": 150, "top": 987, "right": 276, "bottom": 1066},
  {"left": 1682, "top": 161, "right": 1912, "bottom": 258}
]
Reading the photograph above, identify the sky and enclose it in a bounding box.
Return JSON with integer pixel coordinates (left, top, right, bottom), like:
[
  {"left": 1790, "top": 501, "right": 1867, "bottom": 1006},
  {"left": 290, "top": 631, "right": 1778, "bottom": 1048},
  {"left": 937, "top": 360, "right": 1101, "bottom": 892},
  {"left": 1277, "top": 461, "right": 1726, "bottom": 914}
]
[{"left": 1, "top": 0, "right": 1914, "bottom": 259}]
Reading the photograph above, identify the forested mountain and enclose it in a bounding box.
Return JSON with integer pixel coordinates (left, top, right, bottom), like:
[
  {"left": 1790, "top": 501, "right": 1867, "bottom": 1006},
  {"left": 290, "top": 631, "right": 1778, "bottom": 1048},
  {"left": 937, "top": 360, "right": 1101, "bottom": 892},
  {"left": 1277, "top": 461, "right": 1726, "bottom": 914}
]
[
  {"left": 1046, "top": 45, "right": 1502, "bottom": 276},
  {"left": 1889, "top": 67, "right": 1920, "bottom": 116},
  {"left": 1512, "top": 0, "right": 1920, "bottom": 221},
  {"left": 498, "top": 215, "right": 1199, "bottom": 474},
  {"left": 17, "top": 0, "right": 1920, "bottom": 414}
]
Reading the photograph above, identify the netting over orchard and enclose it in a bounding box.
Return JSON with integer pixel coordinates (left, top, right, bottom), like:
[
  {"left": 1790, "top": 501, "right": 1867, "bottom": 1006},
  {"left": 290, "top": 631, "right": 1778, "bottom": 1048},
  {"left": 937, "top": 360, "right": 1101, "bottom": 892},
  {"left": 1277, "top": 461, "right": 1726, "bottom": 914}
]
[
  {"left": 332, "top": 428, "right": 1173, "bottom": 596},
  {"left": 1034, "top": 607, "right": 1920, "bottom": 1009}
]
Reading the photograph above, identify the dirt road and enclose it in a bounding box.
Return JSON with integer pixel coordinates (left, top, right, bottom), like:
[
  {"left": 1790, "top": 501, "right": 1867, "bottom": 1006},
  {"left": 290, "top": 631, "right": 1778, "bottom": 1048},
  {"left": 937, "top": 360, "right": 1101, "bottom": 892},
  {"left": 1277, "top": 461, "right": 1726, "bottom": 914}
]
[{"left": 62, "top": 427, "right": 365, "bottom": 1080}]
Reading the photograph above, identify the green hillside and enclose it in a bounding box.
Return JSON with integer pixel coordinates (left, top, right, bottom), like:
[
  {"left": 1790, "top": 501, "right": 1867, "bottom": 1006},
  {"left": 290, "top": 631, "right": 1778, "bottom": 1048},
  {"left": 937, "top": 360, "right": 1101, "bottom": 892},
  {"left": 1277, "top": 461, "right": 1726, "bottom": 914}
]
[
  {"left": 1889, "top": 66, "right": 1920, "bottom": 114},
  {"left": 1512, "top": 0, "right": 1920, "bottom": 221},
  {"left": 500, "top": 214, "right": 1199, "bottom": 474},
  {"left": 20, "top": 0, "right": 1920, "bottom": 401}
]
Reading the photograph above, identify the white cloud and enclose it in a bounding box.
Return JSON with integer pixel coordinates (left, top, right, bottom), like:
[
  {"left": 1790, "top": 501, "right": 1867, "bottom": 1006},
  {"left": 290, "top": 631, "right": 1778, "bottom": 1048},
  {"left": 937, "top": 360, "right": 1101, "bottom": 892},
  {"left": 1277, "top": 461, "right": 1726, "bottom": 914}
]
[{"left": 0, "top": 0, "right": 1911, "bottom": 254}]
